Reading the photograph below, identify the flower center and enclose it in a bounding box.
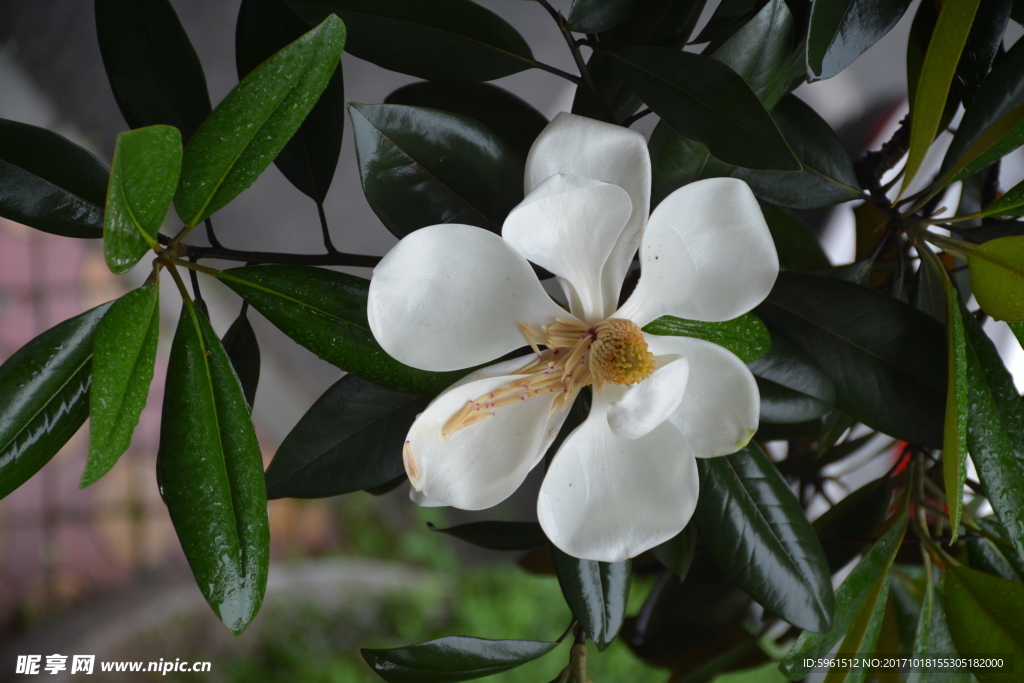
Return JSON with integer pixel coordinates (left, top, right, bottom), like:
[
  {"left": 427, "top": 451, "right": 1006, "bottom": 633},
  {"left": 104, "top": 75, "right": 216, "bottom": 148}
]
[{"left": 441, "top": 317, "right": 653, "bottom": 437}]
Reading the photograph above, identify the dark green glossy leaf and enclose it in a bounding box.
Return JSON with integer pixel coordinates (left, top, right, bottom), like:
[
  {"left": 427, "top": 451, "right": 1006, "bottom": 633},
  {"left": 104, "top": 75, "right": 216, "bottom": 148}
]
[
  {"left": 611, "top": 47, "right": 800, "bottom": 171},
  {"left": 976, "top": 515, "right": 1024, "bottom": 579},
  {"left": 361, "top": 636, "right": 559, "bottom": 683},
  {"left": 826, "top": 545, "right": 894, "bottom": 683},
  {"left": 756, "top": 271, "right": 947, "bottom": 447},
  {"left": 967, "top": 236, "right": 1024, "bottom": 320},
  {"left": 652, "top": 524, "right": 696, "bottom": 579},
  {"left": 158, "top": 301, "right": 269, "bottom": 635},
  {"left": 644, "top": 313, "right": 770, "bottom": 363},
  {"left": 910, "top": 582, "right": 967, "bottom": 683},
  {"left": 572, "top": 0, "right": 707, "bottom": 122},
  {"left": 0, "top": 302, "right": 112, "bottom": 500},
  {"left": 567, "top": 0, "right": 642, "bottom": 33},
  {"left": 265, "top": 374, "right": 426, "bottom": 499},
  {"left": 968, "top": 533, "right": 1024, "bottom": 582},
  {"left": 734, "top": 94, "right": 862, "bottom": 210},
  {"left": 694, "top": 0, "right": 766, "bottom": 44},
  {"left": 288, "top": 0, "right": 534, "bottom": 82},
  {"left": 427, "top": 521, "right": 547, "bottom": 552},
  {"left": 217, "top": 266, "right": 463, "bottom": 396},
  {"left": 913, "top": 254, "right": 947, "bottom": 322},
  {"left": 903, "top": 0, "right": 982, "bottom": 191},
  {"left": 1014, "top": 0, "right": 1024, "bottom": 23},
  {"left": 806, "top": 0, "right": 914, "bottom": 81},
  {"left": 348, "top": 103, "right": 523, "bottom": 238},
  {"left": 933, "top": 254, "right": 969, "bottom": 540},
  {"left": 95, "top": 0, "right": 212, "bottom": 142},
  {"left": 175, "top": 15, "right": 346, "bottom": 227},
  {"left": 955, "top": 0, "right": 1012, "bottom": 108},
  {"left": 711, "top": 0, "right": 794, "bottom": 109},
  {"left": 103, "top": 126, "right": 181, "bottom": 274},
  {"left": 0, "top": 119, "right": 108, "bottom": 238},
  {"left": 748, "top": 335, "right": 836, "bottom": 424},
  {"left": 780, "top": 506, "right": 908, "bottom": 679},
  {"left": 551, "top": 548, "right": 631, "bottom": 651},
  {"left": 812, "top": 476, "right": 892, "bottom": 572},
  {"left": 694, "top": 443, "right": 834, "bottom": 632},
  {"left": 384, "top": 82, "right": 547, "bottom": 162},
  {"left": 236, "top": 0, "right": 345, "bottom": 203},
  {"left": 761, "top": 205, "right": 830, "bottom": 271},
  {"left": 945, "top": 564, "right": 1024, "bottom": 682},
  {"left": 978, "top": 176, "right": 1024, "bottom": 217},
  {"left": 962, "top": 310, "right": 1024, "bottom": 564},
  {"left": 940, "top": 38, "right": 1024, "bottom": 184},
  {"left": 221, "top": 310, "right": 260, "bottom": 410},
  {"left": 648, "top": 121, "right": 733, "bottom": 208},
  {"left": 83, "top": 286, "right": 159, "bottom": 488}
]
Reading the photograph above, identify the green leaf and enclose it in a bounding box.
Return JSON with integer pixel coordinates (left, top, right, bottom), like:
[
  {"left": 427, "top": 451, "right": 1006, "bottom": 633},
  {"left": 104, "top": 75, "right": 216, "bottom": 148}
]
[
  {"left": 940, "top": 38, "right": 1024, "bottom": 185},
  {"left": 910, "top": 582, "right": 968, "bottom": 683},
  {"left": 221, "top": 310, "right": 261, "bottom": 410},
  {"left": 551, "top": 548, "right": 631, "bottom": 651},
  {"left": 694, "top": 443, "right": 834, "bottom": 633},
  {"left": 0, "top": 119, "right": 108, "bottom": 238},
  {"left": 611, "top": 47, "right": 801, "bottom": 171},
  {"left": 83, "top": 286, "right": 159, "bottom": 488},
  {"left": 567, "top": 0, "right": 642, "bottom": 33},
  {"left": 384, "top": 82, "right": 548, "bottom": 162},
  {"left": 158, "top": 301, "right": 269, "bottom": 635},
  {"left": 761, "top": 205, "right": 831, "bottom": 271},
  {"left": 651, "top": 524, "right": 697, "bottom": 580},
  {"left": 648, "top": 121, "right": 733, "bottom": 208},
  {"left": 962, "top": 310, "right": 1024, "bottom": 564},
  {"left": 824, "top": 556, "right": 895, "bottom": 682},
  {"left": 976, "top": 515, "right": 1024, "bottom": 579},
  {"left": 977, "top": 176, "right": 1024, "bottom": 217},
  {"left": 812, "top": 476, "right": 893, "bottom": 572},
  {"left": 427, "top": 521, "right": 548, "bottom": 552},
  {"left": 967, "top": 533, "right": 1024, "bottom": 582},
  {"left": 95, "top": 0, "right": 212, "bottom": 142},
  {"left": 361, "top": 636, "right": 559, "bottom": 683},
  {"left": 572, "top": 0, "right": 707, "bottom": 122},
  {"left": 217, "top": 266, "right": 463, "bottom": 395},
  {"left": 780, "top": 506, "right": 908, "bottom": 680},
  {"left": 954, "top": 0, "right": 1012, "bottom": 108},
  {"left": 806, "top": 0, "right": 914, "bottom": 81},
  {"left": 756, "top": 271, "right": 947, "bottom": 447},
  {"left": 174, "top": 15, "right": 346, "bottom": 227},
  {"left": 264, "top": 374, "right": 427, "bottom": 499},
  {"left": 0, "top": 302, "right": 112, "bottom": 500},
  {"left": 288, "top": 0, "right": 534, "bottom": 82},
  {"left": 694, "top": 0, "right": 765, "bottom": 45},
  {"left": 642, "top": 312, "right": 770, "bottom": 363},
  {"left": 348, "top": 103, "right": 524, "bottom": 238},
  {"left": 945, "top": 564, "right": 1024, "bottom": 682},
  {"left": 748, "top": 335, "right": 836, "bottom": 424},
  {"left": 935, "top": 258, "right": 969, "bottom": 540},
  {"left": 734, "top": 94, "right": 863, "bottom": 210},
  {"left": 967, "top": 236, "right": 1024, "bottom": 320},
  {"left": 236, "top": 0, "right": 345, "bottom": 204},
  {"left": 103, "top": 126, "right": 182, "bottom": 274},
  {"left": 903, "top": 0, "right": 982, "bottom": 192},
  {"left": 711, "top": 0, "right": 794, "bottom": 110}
]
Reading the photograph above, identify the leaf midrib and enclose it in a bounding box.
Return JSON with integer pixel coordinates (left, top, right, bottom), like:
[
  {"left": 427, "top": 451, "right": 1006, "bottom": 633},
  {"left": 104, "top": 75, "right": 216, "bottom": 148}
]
[
  {"left": 0, "top": 354, "right": 91, "bottom": 460},
  {"left": 218, "top": 272, "right": 369, "bottom": 331}
]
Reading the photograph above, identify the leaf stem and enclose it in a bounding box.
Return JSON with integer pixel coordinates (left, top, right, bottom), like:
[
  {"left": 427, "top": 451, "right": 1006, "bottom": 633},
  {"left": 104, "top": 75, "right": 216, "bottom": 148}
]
[
  {"left": 204, "top": 218, "right": 222, "bottom": 248},
  {"left": 920, "top": 230, "right": 976, "bottom": 259},
  {"left": 622, "top": 108, "right": 652, "bottom": 127},
  {"left": 167, "top": 263, "right": 193, "bottom": 303},
  {"left": 533, "top": 60, "right": 584, "bottom": 85},
  {"left": 317, "top": 201, "right": 338, "bottom": 254},
  {"left": 534, "top": 0, "right": 616, "bottom": 123},
  {"left": 169, "top": 256, "right": 222, "bottom": 277}
]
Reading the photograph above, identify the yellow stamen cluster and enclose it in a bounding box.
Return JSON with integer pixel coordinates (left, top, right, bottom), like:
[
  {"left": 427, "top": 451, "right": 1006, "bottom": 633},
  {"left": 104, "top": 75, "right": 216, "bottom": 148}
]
[
  {"left": 441, "top": 317, "right": 654, "bottom": 437},
  {"left": 590, "top": 319, "right": 656, "bottom": 386}
]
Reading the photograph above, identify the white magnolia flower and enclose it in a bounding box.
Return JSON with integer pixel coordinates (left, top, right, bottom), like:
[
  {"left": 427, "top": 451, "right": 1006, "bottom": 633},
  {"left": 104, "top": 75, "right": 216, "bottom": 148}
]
[{"left": 367, "top": 113, "right": 779, "bottom": 563}]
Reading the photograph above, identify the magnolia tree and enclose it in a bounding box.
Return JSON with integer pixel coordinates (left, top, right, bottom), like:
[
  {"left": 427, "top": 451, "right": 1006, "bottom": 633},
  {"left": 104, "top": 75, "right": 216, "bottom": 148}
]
[{"left": 2, "top": 0, "right": 1024, "bottom": 680}]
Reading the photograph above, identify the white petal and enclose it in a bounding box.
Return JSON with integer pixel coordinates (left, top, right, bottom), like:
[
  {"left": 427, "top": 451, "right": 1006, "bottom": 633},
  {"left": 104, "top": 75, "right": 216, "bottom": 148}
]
[
  {"left": 646, "top": 334, "right": 759, "bottom": 457},
  {"left": 526, "top": 113, "right": 652, "bottom": 318},
  {"left": 607, "top": 356, "right": 689, "bottom": 440},
  {"left": 409, "top": 488, "right": 446, "bottom": 507},
  {"left": 615, "top": 177, "right": 779, "bottom": 326},
  {"left": 368, "top": 224, "right": 567, "bottom": 371},
  {"left": 406, "top": 374, "right": 560, "bottom": 510},
  {"left": 537, "top": 394, "right": 698, "bottom": 562},
  {"left": 503, "top": 177, "right": 632, "bottom": 323}
]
